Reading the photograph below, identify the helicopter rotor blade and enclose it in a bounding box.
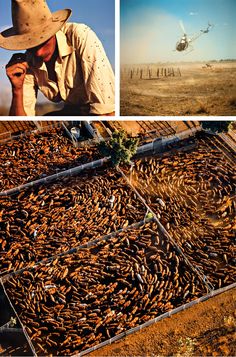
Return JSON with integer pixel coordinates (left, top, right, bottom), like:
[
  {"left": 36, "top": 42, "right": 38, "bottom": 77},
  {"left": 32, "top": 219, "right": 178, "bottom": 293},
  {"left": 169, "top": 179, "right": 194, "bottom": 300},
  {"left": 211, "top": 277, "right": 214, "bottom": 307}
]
[
  {"left": 179, "top": 20, "right": 186, "bottom": 34},
  {"left": 208, "top": 22, "right": 214, "bottom": 30}
]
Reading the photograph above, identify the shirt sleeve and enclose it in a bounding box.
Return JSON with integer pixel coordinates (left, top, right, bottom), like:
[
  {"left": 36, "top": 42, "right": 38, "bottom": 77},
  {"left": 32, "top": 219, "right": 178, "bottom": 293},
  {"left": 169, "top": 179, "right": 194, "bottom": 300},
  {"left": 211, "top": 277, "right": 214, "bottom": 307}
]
[
  {"left": 74, "top": 25, "right": 115, "bottom": 115},
  {"left": 23, "top": 71, "right": 38, "bottom": 116}
]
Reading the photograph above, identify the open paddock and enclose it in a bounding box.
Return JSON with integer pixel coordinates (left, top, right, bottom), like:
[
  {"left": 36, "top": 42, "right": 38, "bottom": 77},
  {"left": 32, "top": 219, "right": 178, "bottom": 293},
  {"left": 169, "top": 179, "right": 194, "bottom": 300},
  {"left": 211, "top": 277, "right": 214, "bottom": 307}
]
[{"left": 120, "top": 62, "right": 236, "bottom": 116}]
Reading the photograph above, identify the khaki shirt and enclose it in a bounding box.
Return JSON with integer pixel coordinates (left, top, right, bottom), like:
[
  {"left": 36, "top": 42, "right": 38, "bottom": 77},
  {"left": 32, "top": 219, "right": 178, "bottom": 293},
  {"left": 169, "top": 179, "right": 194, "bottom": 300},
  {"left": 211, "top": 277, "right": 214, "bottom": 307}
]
[{"left": 24, "top": 23, "right": 115, "bottom": 115}]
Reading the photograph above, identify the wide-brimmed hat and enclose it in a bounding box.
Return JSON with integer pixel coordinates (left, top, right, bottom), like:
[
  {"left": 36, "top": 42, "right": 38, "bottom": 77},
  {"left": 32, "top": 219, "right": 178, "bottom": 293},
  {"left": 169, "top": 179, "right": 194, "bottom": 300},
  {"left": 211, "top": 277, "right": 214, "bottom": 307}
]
[{"left": 0, "top": 0, "right": 72, "bottom": 50}]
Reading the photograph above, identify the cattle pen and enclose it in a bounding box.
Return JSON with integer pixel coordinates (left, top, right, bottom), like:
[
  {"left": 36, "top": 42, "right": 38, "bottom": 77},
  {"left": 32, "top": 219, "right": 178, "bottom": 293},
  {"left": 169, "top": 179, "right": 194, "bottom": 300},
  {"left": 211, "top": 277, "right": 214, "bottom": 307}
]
[{"left": 0, "top": 121, "right": 235, "bottom": 356}]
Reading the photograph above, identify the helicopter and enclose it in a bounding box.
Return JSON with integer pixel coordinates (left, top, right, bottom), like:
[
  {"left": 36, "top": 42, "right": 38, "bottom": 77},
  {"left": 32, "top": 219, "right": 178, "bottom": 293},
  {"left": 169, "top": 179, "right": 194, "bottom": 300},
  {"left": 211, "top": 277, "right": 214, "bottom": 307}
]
[
  {"left": 175, "top": 21, "right": 213, "bottom": 53},
  {"left": 200, "top": 22, "right": 213, "bottom": 33}
]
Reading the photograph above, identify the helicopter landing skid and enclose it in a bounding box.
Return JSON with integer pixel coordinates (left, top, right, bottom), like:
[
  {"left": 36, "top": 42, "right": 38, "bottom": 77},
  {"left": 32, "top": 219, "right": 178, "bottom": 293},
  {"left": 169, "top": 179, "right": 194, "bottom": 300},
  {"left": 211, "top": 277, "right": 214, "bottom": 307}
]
[{"left": 183, "top": 45, "right": 194, "bottom": 55}]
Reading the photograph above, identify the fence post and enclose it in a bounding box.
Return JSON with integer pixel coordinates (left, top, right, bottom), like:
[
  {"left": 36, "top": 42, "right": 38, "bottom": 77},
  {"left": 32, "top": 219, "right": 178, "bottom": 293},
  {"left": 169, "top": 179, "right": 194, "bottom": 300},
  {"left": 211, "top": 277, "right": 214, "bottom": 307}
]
[{"left": 140, "top": 69, "right": 143, "bottom": 79}]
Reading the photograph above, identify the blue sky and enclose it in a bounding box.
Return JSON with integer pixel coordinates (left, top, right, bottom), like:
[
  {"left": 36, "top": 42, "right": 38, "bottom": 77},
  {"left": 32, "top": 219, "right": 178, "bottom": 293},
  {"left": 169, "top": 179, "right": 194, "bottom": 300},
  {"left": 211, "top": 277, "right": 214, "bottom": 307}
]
[
  {"left": 0, "top": 0, "right": 114, "bottom": 107},
  {"left": 121, "top": 0, "right": 236, "bottom": 63}
]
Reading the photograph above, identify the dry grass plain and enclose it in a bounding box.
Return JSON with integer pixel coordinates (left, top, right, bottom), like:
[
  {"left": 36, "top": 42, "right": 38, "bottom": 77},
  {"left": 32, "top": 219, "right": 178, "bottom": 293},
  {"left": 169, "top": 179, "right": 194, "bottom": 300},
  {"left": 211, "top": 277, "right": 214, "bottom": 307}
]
[{"left": 120, "top": 61, "right": 236, "bottom": 116}]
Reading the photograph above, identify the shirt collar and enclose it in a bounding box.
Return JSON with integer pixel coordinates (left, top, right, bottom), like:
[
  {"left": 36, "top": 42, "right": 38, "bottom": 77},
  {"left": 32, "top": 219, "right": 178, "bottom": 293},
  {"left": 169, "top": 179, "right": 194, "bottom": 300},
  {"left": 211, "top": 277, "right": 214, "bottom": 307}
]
[{"left": 56, "top": 30, "right": 74, "bottom": 60}]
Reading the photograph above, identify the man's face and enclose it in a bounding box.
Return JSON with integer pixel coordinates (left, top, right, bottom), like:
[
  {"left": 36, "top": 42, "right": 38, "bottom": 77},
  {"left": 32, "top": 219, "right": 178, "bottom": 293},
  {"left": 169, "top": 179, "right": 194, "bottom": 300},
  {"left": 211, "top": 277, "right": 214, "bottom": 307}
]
[{"left": 28, "top": 36, "right": 57, "bottom": 62}]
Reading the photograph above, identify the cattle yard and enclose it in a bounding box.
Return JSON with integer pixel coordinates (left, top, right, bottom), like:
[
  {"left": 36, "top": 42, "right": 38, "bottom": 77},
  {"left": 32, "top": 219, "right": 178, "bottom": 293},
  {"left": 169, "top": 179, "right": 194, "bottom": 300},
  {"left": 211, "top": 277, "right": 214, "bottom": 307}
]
[{"left": 0, "top": 121, "right": 235, "bottom": 356}]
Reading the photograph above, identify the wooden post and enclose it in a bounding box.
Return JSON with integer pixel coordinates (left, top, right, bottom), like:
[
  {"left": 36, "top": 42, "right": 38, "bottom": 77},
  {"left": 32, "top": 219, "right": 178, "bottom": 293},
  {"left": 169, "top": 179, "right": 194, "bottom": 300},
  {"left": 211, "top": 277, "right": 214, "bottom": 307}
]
[
  {"left": 157, "top": 68, "right": 159, "bottom": 77},
  {"left": 140, "top": 69, "right": 143, "bottom": 79},
  {"left": 164, "top": 68, "right": 167, "bottom": 76},
  {"left": 130, "top": 70, "right": 133, "bottom": 79}
]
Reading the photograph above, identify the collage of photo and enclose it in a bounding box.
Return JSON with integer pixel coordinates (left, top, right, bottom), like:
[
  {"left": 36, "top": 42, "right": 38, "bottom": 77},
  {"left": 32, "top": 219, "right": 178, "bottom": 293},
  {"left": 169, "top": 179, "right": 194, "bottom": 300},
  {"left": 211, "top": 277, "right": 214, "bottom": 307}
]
[{"left": 0, "top": 1, "right": 235, "bottom": 357}]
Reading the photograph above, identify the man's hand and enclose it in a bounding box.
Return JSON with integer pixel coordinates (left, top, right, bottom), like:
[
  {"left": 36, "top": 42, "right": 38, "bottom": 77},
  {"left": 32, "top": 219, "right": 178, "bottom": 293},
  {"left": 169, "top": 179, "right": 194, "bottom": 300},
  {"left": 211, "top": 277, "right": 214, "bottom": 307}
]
[
  {"left": 6, "top": 53, "right": 29, "bottom": 91},
  {"left": 6, "top": 53, "right": 28, "bottom": 116}
]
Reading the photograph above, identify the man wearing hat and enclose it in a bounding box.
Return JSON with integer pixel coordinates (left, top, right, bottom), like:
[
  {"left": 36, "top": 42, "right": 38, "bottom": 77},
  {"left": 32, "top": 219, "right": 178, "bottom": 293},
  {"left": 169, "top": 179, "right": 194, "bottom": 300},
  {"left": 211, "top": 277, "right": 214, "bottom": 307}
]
[{"left": 0, "top": 0, "right": 115, "bottom": 116}]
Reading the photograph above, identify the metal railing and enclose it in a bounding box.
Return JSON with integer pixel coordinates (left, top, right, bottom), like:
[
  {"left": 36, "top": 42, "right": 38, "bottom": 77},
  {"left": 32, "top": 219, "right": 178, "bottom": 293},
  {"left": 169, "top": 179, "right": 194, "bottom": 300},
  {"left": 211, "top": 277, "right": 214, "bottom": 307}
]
[{"left": 0, "top": 157, "right": 110, "bottom": 196}]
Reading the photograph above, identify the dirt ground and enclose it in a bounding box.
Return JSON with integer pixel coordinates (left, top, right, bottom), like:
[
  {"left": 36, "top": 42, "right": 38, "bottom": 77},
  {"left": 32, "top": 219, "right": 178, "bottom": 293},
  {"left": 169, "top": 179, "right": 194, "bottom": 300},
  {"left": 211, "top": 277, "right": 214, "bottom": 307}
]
[
  {"left": 89, "top": 288, "right": 236, "bottom": 356},
  {"left": 120, "top": 62, "right": 236, "bottom": 116}
]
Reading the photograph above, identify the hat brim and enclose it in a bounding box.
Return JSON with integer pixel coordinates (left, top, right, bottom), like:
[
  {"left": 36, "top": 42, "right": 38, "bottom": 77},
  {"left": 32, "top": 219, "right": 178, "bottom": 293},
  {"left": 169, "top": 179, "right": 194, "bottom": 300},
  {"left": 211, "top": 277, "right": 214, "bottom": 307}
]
[{"left": 0, "top": 9, "right": 72, "bottom": 50}]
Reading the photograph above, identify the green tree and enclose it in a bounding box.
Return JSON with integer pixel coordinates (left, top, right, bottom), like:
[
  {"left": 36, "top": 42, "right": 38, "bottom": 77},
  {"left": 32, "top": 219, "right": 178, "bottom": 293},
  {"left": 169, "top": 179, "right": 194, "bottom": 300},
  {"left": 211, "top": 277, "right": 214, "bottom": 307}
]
[
  {"left": 98, "top": 130, "right": 139, "bottom": 166},
  {"left": 201, "top": 121, "right": 233, "bottom": 133}
]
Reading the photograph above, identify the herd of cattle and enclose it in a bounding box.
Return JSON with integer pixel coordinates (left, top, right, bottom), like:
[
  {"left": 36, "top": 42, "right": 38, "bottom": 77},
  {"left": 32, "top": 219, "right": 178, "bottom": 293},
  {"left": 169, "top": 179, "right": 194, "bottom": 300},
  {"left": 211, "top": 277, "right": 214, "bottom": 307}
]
[
  {"left": 0, "top": 126, "right": 235, "bottom": 355},
  {"left": 0, "top": 127, "right": 99, "bottom": 190},
  {"left": 0, "top": 169, "right": 147, "bottom": 274},
  {"left": 4, "top": 221, "right": 207, "bottom": 356},
  {"left": 126, "top": 136, "right": 235, "bottom": 290}
]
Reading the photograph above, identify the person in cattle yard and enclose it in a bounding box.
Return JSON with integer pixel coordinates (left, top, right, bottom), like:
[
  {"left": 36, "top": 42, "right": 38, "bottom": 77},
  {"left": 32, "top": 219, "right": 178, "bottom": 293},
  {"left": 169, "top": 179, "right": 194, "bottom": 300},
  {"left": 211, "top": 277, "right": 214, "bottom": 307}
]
[{"left": 0, "top": 0, "right": 115, "bottom": 116}]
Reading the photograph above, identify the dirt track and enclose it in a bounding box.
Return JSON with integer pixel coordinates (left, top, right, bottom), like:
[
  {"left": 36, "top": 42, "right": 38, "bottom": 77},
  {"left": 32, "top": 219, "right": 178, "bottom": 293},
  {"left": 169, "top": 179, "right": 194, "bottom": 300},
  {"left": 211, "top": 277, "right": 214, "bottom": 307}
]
[{"left": 120, "top": 62, "right": 236, "bottom": 116}]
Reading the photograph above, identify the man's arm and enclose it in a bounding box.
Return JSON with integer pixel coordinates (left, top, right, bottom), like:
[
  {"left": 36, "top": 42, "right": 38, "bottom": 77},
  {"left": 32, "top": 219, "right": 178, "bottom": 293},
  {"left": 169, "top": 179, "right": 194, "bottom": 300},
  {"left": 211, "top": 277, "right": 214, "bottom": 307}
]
[
  {"left": 9, "top": 87, "right": 27, "bottom": 116},
  {"left": 6, "top": 53, "right": 29, "bottom": 116}
]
